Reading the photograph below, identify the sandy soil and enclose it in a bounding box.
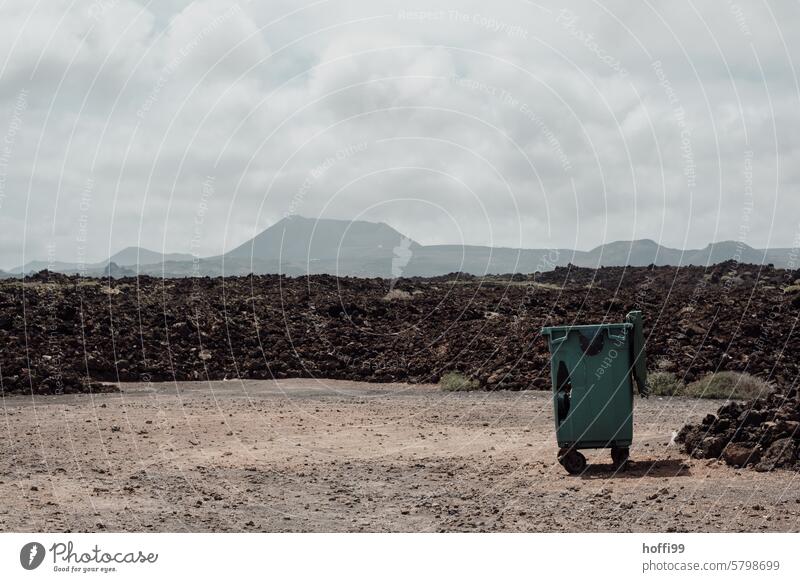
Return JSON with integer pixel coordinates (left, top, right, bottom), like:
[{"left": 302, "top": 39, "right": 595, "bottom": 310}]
[{"left": 1, "top": 380, "right": 798, "bottom": 532}]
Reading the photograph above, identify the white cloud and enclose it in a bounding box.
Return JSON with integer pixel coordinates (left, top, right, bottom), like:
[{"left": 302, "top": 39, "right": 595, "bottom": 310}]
[{"left": 0, "top": 0, "right": 799, "bottom": 269}]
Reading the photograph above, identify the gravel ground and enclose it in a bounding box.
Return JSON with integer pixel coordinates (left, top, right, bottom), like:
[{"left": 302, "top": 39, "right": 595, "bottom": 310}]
[{"left": 2, "top": 379, "right": 799, "bottom": 532}]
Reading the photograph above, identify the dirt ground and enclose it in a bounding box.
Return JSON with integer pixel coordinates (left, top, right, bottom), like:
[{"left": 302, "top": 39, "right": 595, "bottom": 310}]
[{"left": 1, "top": 380, "right": 798, "bottom": 532}]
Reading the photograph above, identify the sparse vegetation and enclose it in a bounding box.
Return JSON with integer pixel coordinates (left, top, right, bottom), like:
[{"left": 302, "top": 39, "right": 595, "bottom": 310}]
[
  {"left": 647, "top": 372, "right": 684, "bottom": 396},
  {"left": 647, "top": 370, "right": 773, "bottom": 400},
  {"left": 382, "top": 289, "right": 412, "bottom": 301},
  {"left": 530, "top": 282, "right": 562, "bottom": 290},
  {"left": 439, "top": 372, "right": 480, "bottom": 392},
  {"left": 445, "top": 276, "right": 559, "bottom": 290},
  {"left": 683, "top": 371, "right": 773, "bottom": 400}
]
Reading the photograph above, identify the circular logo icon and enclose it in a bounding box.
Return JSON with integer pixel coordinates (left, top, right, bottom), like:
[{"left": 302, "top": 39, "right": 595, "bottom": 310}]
[{"left": 20, "top": 542, "right": 46, "bottom": 570}]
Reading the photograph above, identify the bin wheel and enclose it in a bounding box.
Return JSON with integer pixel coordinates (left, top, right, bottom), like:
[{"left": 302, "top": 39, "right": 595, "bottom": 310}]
[
  {"left": 611, "top": 446, "right": 630, "bottom": 468},
  {"left": 558, "top": 448, "right": 586, "bottom": 475}
]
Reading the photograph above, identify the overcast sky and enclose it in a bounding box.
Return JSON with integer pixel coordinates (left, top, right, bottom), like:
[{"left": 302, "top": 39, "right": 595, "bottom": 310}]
[{"left": 1, "top": 0, "right": 799, "bottom": 269}]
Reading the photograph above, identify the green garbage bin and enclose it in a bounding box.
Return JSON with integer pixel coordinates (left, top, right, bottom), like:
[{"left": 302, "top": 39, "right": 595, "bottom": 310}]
[{"left": 541, "top": 311, "right": 648, "bottom": 474}]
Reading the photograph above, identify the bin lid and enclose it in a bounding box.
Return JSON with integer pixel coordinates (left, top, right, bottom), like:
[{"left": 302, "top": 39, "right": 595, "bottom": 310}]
[{"left": 541, "top": 321, "right": 632, "bottom": 336}]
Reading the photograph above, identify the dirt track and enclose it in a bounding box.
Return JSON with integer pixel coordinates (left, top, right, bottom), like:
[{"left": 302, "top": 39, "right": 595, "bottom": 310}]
[{"left": 2, "top": 380, "right": 799, "bottom": 532}]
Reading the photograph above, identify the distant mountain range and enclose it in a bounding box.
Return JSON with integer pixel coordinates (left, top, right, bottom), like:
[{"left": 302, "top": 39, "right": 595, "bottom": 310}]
[
  {"left": 7, "top": 247, "right": 194, "bottom": 277},
  {"left": 6, "top": 216, "right": 798, "bottom": 278}
]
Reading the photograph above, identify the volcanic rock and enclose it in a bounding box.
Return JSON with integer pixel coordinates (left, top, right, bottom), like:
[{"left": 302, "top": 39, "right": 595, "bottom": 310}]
[
  {"left": 754, "top": 438, "right": 797, "bottom": 472},
  {"left": 1, "top": 264, "right": 799, "bottom": 398},
  {"left": 679, "top": 390, "right": 800, "bottom": 471},
  {"left": 722, "top": 443, "right": 760, "bottom": 467}
]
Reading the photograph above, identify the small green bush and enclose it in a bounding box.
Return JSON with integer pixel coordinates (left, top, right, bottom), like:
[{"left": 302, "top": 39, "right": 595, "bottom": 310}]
[
  {"left": 439, "top": 372, "right": 480, "bottom": 392},
  {"left": 647, "top": 370, "right": 772, "bottom": 400},
  {"left": 683, "top": 371, "right": 773, "bottom": 400},
  {"left": 648, "top": 372, "right": 684, "bottom": 396}
]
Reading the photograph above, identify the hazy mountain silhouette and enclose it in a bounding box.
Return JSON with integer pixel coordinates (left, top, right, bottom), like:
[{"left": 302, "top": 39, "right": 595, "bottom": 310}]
[
  {"left": 108, "top": 247, "right": 193, "bottom": 266},
  {"left": 8, "top": 217, "right": 798, "bottom": 278},
  {"left": 9, "top": 247, "right": 193, "bottom": 275},
  {"left": 224, "top": 215, "right": 421, "bottom": 262}
]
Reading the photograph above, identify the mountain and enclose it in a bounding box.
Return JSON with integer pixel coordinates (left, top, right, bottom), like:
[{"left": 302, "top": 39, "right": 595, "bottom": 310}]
[
  {"left": 152, "top": 226, "right": 800, "bottom": 277},
  {"left": 7, "top": 260, "right": 76, "bottom": 275},
  {"left": 6, "top": 217, "right": 799, "bottom": 278},
  {"left": 108, "top": 247, "right": 193, "bottom": 266},
  {"left": 402, "top": 238, "right": 796, "bottom": 275},
  {"left": 216, "top": 215, "right": 422, "bottom": 277},
  {"left": 225, "top": 215, "right": 420, "bottom": 260},
  {"left": 103, "top": 262, "right": 137, "bottom": 278},
  {"left": 9, "top": 247, "right": 194, "bottom": 276},
  {"left": 578, "top": 240, "right": 794, "bottom": 269},
  {"left": 582, "top": 239, "right": 673, "bottom": 266}
]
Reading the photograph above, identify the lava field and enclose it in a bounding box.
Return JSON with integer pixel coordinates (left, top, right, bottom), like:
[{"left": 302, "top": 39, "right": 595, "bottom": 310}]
[
  {"left": 1, "top": 261, "right": 799, "bottom": 397},
  {"left": 678, "top": 389, "right": 800, "bottom": 471}
]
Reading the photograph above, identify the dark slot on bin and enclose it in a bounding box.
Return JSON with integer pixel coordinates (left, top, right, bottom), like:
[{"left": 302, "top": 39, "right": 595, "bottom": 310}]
[
  {"left": 579, "top": 330, "right": 605, "bottom": 356},
  {"left": 556, "top": 361, "right": 572, "bottom": 423}
]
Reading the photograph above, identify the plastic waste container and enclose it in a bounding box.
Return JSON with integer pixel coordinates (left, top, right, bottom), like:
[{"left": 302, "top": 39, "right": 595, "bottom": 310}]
[{"left": 541, "top": 311, "right": 648, "bottom": 474}]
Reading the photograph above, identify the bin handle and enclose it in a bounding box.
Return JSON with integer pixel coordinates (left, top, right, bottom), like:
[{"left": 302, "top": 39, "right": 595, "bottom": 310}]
[
  {"left": 607, "top": 332, "right": 627, "bottom": 343},
  {"left": 544, "top": 325, "right": 632, "bottom": 348},
  {"left": 608, "top": 323, "right": 633, "bottom": 345}
]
